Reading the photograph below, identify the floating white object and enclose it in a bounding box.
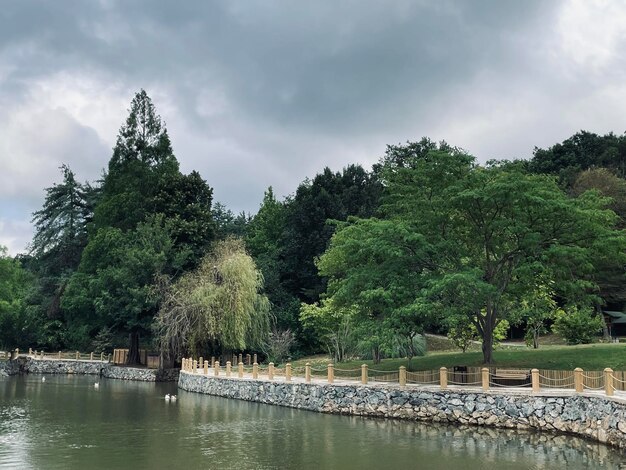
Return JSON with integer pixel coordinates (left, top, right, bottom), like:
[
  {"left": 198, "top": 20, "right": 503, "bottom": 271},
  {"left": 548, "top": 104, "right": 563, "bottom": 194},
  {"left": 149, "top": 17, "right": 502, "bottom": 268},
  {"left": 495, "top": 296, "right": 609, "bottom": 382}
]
[
  {"left": 170, "top": 395, "right": 177, "bottom": 401},
  {"left": 94, "top": 382, "right": 99, "bottom": 389},
  {"left": 41, "top": 377, "right": 46, "bottom": 382},
  {"left": 165, "top": 394, "right": 171, "bottom": 401}
]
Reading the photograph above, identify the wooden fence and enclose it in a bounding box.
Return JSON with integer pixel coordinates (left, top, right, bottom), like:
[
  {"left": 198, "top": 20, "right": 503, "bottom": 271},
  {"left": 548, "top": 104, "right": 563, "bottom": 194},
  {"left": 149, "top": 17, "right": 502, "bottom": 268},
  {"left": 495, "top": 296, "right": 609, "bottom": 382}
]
[{"left": 180, "top": 358, "right": 626, "bottom": 397}]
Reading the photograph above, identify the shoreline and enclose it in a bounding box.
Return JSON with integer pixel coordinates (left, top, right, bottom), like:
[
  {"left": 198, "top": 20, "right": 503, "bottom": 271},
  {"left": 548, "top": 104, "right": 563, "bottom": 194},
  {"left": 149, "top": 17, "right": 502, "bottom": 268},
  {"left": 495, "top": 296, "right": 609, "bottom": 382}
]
[
  {"left": 0, "top": 356, "right": 179, "bottom": 382},
  {"left": 178, "top": 370, "right": 626, "bottom": 449}
]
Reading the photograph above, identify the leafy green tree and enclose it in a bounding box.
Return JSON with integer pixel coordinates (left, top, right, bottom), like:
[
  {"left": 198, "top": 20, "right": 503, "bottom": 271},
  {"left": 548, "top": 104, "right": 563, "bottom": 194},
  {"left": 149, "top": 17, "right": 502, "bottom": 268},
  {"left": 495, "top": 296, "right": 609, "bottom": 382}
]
[
  {"left": 154, "top": 238, "right": 270, "bottom": 362},
  {"left": 62, "top": 216, "right": 174, "bottom": 355},
  {"left": 300, "top": 299, "right": 356, "bottom": 363},
  {"left": 0, "top": 247, "right": 35, "bottom": 348},
  {"left": 63, "top": 90, "right": 216, "bottom": 362},
  {"left": 280, "top": 165, "right": 381, "bottom": 305},
  {"left": 529, "top": 130, "right": 626, "bottom": 182},
  {"left": 319, "top": 144, "right": 626, "bottom": 364},
  {"left": 246, "top": 188, "right": 301, "bottom": 338}
]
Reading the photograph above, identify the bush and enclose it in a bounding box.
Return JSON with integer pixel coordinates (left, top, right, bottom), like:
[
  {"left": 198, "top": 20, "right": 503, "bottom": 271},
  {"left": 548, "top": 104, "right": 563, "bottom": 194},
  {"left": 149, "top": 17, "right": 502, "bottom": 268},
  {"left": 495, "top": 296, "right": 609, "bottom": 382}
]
[{"left": 552, "top": 307, "right": 603, "bottom": 345}]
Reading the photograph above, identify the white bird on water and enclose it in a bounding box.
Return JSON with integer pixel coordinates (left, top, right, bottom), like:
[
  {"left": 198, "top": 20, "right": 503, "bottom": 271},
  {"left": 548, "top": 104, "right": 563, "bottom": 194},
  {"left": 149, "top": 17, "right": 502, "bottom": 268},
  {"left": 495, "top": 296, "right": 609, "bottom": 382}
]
[
  {"left": 41, "top": 377, "right": 45, "bottom": 382},
  {"left": 94, "top": 382, "right": 99, "bottom": 389},
  {"left": 170, "top": 395, "right": 177, "bottom": 402},
  {"left": 165, "top": 394, "right": 171, "bottom": 401}
]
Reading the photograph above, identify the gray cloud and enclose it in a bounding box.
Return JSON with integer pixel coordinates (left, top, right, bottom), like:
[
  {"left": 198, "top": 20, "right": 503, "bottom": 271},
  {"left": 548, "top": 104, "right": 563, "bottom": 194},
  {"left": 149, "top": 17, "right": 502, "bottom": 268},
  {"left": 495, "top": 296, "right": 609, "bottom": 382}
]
[{"left": 3, "top": 0, "right": 626, "bottom": 254}]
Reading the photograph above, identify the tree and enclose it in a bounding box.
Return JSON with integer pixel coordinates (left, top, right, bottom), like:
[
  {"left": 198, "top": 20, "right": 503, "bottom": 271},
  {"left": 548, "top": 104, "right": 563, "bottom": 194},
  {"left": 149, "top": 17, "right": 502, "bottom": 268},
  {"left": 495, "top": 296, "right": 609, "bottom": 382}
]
[
  {"left": 246, "top": 188, "right": 301, "bottom": 337},
  {"left": 62, "top": 216, "right": 174, "bottom": 357},
  {"left": 300, "top": 299, "right": 356, "bottom": 363},
  {"left": 63, "top": 90, "right": 216, "bottom": 362},
  {"left": 29, "top": 165, "right": 93, "bottom": 320},
  {"left": 280, "top": 165, "right": 382, "bottom": 304},
  {"left": 316, "top": 218, "right": 433, "bottom": 363},
  {"left": 319, "top": 143, "right": 626, "bottom": 364},
  {"left": 529, "top": 130, "right": 626, "bottom": 182},
  {"left": 213, "top": 202, "right": 250, "bottom": 239},
  {"left": 0, "top": 247, "right": 35, "bottom": 348},
  {"left": 154, "top": 238, "right": 270, "bottom": 363}
]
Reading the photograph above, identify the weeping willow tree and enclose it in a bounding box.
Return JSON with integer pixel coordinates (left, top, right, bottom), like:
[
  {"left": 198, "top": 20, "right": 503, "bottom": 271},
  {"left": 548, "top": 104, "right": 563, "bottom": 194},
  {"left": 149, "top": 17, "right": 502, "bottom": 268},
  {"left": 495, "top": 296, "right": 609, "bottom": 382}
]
[{"left": 154, "top": 238, "right": 270, "bottom": 363}]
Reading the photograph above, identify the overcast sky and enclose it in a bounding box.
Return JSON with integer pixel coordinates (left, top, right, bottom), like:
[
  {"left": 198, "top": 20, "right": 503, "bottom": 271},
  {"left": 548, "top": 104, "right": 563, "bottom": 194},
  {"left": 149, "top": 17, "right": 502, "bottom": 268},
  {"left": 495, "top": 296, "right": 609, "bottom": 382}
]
[{"left": 2, "top": 0, "right": 626, "bottom": 254}]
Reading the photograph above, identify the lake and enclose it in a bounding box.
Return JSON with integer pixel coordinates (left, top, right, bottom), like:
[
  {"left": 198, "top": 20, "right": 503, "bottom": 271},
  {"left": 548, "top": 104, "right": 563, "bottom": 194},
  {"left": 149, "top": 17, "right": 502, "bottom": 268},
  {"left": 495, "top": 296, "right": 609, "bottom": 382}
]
[{"left": 0, "top": 375, "right": 624, "bottom": 469}]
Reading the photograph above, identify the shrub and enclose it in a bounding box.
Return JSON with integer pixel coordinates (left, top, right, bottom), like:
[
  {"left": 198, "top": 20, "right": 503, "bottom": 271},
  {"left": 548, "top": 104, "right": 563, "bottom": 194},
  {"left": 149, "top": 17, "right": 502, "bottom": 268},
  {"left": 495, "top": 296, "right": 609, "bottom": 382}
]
[{"left": 552, "top": 307, "right": 603, "bottom": 345}]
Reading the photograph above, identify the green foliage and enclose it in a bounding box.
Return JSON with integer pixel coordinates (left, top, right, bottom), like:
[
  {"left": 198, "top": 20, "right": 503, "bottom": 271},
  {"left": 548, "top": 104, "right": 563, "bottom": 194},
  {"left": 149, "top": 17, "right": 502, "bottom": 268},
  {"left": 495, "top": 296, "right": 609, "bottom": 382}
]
[
  {"left": 300, "top": 299, "right": 356, "bottom": 362},
  {"left": 61, "top": 90, "right": 216, "bottom": 359},
  {"left": 63, "top": 216, "right": 174, "bottom": 345},
  {"left": 280, "top": 165, "right": 381, "bottom": 304},
  {"left": 0, "top": 246, "right": 36, "bottom": 348},
  {"left": 213, "top": 202, "right": 250, "bottom": 239},
  {"left": 530, "top": 130, "right": 626, "bottom": 182},
  {"left": 154, "top": 238, "right": 270, "bottom": 359},
  {"left": 447, "top": 319, "right": 510, "bottom": 353},
  {"left": 552, "top": 307, "right": 604, "bottom": 345},
  {"left": 319, "top": 143, "right": 626, "bottom": 364}
]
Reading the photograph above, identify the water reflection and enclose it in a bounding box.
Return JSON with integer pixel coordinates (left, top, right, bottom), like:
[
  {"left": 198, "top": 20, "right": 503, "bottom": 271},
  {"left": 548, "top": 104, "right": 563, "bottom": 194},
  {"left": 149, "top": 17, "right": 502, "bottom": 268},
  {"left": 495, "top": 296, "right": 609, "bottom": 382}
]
[{"left": 0, "top": 375, "right": 624, "bottom": 469}]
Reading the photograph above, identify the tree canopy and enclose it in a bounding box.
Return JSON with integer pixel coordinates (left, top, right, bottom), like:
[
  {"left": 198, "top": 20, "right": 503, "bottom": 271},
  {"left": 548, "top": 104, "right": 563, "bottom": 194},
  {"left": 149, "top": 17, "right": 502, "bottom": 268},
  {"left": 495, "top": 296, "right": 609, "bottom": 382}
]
[{"left": 318, "top": 146, "right": 626, "bottom": 363}]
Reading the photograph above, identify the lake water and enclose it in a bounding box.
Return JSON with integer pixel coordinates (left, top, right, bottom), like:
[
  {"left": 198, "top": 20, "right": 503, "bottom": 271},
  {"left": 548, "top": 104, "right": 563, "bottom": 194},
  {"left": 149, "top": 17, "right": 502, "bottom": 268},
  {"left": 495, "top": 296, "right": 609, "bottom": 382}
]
[{"left": 0, "top": 375, "right": 625, "bottom": 469}]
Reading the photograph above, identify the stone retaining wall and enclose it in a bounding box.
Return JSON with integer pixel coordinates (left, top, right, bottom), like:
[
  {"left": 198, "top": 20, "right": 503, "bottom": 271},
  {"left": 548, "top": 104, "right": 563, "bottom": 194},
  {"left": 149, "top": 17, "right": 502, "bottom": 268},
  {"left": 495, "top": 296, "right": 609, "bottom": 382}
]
[
  {"left": 178, "top": 372, "right": 626, "bottom": 449},
  {"left": 0, "top": 356, "right": 179, "bottom": 382},
  {"left": 103, "top": 365, "right": 179, "bottom": 382}
]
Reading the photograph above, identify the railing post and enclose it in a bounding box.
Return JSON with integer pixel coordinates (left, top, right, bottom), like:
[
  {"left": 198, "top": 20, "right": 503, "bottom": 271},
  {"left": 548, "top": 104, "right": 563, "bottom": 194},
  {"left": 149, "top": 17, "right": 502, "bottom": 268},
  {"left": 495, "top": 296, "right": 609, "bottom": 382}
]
[
  {"left": 58, "top": 351, "right": 61, "bottom": 359},
  {"left": 252, "top": 362, "right": 258, "bottom": 379},
  {"left": 605, "top": 368, "right": 614, "bottom": 396},
  {"left": 193, "top": 360, "right": 198, "bottom": 374},
  {"left": 439, "top": 367, "right": 448, "bottom": 390},
  {"left": 40, "top": 350, "right": 44, "bottom": 360},
  {"left": 90, "top": 352, "right": 94, "bottom": 361},
  {"left": 215, "top": 361, "right": 220, "bottom": 376},
  {"left": 531, "top": 369, "right": 539, "bottom": 393},
  {"left": 199, "top": 357, "right": 203, "bottom": 370},
  {"left": 226, "top": 361, "right": 232, "bottom": 377},
  {"left": 239, "top": 353, "right": 243, "bottom": 365},
  {"left": 268, "top": 362, "right": 274, "bottom": 380},
  {"left": 246, "top": 354, "right": 251, "bottom": 365},
  {"left": 253, "top": 353, "right": 257, "bottom": 364},
  {"left": 238, "top": 362, "right": 244, "bottom": 378},
  {"left": 286, "top": 363, "right": 292, "bottom": 382},
  {"left": 305, "top": 363, "right": 311, "bottom": 383},
  {"left": 29, "top": 348, "right": 32, "bottom": 355},
  {"left": 574, "top": 368, "right": 583, "bottom": 392},
  {"left": 100, "top": 352, "right": 104, "bottom": 362},
  {"left": 107, "top": 353, "right": 111, "bottom": 363},
  {"left": 361, "top": 364, "right": 368, "bottom": 384},
  {"left": 75, "top": 351, "right": 79, "bottom": 360},
  {"left": 327, "top": 363, "right": 334, "bottom": 384},
  {"left": 481, "top": 367, "right": 489, "bottom": 391},
  {"left": 399, "top": 366, "right": 406, "bottom": 388},
  {"left": 204, "top": 360, "right": 209, "bottom": 375}
]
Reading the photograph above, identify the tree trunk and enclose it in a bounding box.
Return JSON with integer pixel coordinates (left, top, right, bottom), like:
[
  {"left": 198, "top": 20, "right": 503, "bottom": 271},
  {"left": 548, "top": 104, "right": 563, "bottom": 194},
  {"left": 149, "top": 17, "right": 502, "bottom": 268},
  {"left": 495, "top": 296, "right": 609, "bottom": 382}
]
[
  {"left": 482, "top": 326, "right": 494, "bottom": 364},
  {"left": 127, "top": 331, "right": 141, "bottom": 365},
  {"left": 533, "top": 330, "right": 539, "bottom": 349}
]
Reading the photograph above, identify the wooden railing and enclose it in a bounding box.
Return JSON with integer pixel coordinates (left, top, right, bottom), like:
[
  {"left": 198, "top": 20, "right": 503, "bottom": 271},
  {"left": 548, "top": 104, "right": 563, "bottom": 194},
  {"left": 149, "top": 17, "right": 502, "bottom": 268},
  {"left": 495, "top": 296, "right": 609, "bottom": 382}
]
[{"left": 179, "top": 358, "right": 626, "bottom": 397}]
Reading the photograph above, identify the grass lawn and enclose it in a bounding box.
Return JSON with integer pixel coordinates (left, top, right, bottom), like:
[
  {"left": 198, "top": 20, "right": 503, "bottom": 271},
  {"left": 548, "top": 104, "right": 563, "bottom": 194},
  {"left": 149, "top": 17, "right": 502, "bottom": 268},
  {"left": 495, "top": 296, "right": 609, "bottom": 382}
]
[{"left": 293, "top": 343, "right": 626, "bottom": 372}]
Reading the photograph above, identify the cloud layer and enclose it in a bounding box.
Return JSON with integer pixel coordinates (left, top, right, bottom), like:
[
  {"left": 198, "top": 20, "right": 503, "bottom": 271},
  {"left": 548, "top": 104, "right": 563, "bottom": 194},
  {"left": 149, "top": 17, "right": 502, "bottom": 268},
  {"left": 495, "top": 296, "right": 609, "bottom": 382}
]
[{"left": 2, "top": 0, "right": 626, "bottom": 253}]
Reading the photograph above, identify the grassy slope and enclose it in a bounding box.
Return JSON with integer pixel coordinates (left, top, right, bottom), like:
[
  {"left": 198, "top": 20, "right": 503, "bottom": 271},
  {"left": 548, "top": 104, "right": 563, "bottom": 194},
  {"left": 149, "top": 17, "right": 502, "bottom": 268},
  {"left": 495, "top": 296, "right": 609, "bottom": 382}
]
[{"left": 294, "top": 343, "right": 626, "bottom": 372}]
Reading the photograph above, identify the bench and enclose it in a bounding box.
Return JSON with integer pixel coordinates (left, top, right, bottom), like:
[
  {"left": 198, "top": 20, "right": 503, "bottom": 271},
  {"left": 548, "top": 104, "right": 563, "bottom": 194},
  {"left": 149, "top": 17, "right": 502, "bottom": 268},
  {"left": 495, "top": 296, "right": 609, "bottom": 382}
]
[{"left": 492, "top": 368, "right": 531, "bottom": 386}]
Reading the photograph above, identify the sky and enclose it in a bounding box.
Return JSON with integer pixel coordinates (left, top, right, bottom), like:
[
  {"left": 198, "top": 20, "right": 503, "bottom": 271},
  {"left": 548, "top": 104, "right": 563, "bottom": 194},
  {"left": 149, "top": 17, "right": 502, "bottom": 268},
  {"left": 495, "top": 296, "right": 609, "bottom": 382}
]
[{"left": 2, "top": 0, "right": 626, "bottom": 254}]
